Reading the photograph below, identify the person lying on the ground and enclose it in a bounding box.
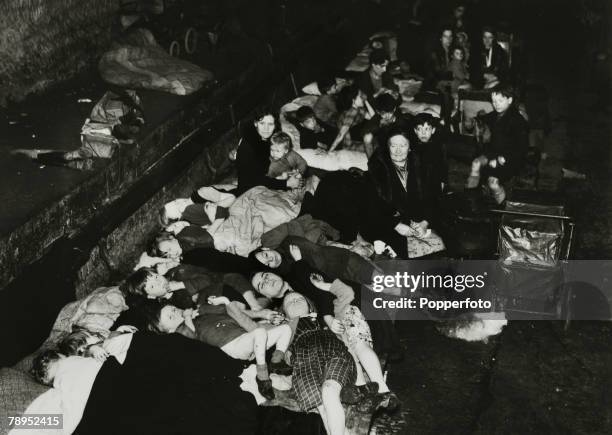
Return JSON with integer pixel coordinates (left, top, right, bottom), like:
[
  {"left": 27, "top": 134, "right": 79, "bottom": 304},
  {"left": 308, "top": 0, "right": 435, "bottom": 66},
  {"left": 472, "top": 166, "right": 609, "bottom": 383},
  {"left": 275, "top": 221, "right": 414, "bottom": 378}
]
[
  {"left": 251, "top": 266, "right": 394, "bottom": 399},
  {"left": 29, "top": 331, "right": 259, "bottom": 435},
  {"left": 57, "top": 326, "right": 138, "bottom": 363},
  {"left": 140, "top": 296, "right": 292, "bottom": 400},
  {"left": 235, "top": 108, "right": 304, "bottom": 195},
  {"left": 121, "top": 266, "right": 262, "bottom": 312},
  {"left": 259, "top": 213, "right": 340, "bottom": 248},
  {"left": 161, "top": 185, "right": 303, "bottom": 256},
  {"left": 329, "top": 85, "right": 376, "bottom": 152},
  {"left": 465, "top": 84, "right": 529, "bottom": 204},
  {"left": 251, "top": 236, "right": 383, "bottom": 288},
  {"left": 279, "top": 291, "right": 356, "bottom": 435},
  {"left": 355, "top": 49, "right": 400, "bottom": 101},
  {"left": 266, "top": 131, "right": 308, "bottom": 179},
  {"left": 159, "top": 186, "right": 235, "bottom": 227},
  {"left": 288, "top": 105, "right": 337, "bottom": 150},
  {"left": 362, "top": 92, "right": 412, "bottom": 157}
]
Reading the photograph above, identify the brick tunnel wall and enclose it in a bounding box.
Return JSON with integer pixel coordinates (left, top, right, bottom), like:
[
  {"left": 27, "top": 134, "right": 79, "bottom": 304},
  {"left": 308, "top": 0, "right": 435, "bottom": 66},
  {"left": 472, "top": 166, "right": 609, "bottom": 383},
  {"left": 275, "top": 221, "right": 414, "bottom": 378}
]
[{"left": 0, "top": 0, "right": 118, "bottom": 106}]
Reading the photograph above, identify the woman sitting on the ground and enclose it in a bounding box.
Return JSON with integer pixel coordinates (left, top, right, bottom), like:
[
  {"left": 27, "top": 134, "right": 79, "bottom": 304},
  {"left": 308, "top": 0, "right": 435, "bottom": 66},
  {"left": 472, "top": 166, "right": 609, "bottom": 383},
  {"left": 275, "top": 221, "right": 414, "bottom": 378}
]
[
  {"left": 140, "top": 296, "right": 292, "bottom": 400},
  {"left": 367, "top": 128, "right": 445, "bottom": 258},
  {"left": 235, "top": 108, "right": 304, "bottom": 194},
  {"left": 328, "top": 85, "right": 376, "bottom": 153}
]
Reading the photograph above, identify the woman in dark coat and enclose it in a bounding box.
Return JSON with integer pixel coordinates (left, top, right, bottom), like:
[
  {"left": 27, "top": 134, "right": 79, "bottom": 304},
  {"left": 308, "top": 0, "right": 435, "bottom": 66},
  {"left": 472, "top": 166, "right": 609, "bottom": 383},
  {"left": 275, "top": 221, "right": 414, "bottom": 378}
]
[
  {"left": 366, "top": 128, "right": 433, "bottom": 258},
  {"left": 235, "top": 108, "right": 302, "bottom": 195}
]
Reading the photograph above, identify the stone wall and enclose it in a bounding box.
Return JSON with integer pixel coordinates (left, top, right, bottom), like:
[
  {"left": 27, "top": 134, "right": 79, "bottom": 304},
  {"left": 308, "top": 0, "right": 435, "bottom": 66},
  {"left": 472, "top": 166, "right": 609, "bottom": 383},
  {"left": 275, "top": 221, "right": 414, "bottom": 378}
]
[{"left": 0, "top": 0, "right": 118, "bottom": 105}]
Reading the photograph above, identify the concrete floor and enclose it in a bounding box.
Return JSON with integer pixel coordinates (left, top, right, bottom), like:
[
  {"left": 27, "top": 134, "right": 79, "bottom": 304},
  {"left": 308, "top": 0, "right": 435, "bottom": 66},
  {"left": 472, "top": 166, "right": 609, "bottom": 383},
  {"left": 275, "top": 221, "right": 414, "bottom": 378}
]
[{"left": 371, "top": 11, "right": 612, "bottom": 434}]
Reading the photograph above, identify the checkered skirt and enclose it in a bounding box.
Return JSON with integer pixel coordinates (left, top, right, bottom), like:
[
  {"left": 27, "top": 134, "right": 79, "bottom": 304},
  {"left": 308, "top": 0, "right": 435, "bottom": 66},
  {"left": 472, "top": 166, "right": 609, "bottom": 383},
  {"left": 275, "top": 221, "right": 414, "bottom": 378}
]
[{"left": 291, "top": 318, "right": 356, "bottom": 411}]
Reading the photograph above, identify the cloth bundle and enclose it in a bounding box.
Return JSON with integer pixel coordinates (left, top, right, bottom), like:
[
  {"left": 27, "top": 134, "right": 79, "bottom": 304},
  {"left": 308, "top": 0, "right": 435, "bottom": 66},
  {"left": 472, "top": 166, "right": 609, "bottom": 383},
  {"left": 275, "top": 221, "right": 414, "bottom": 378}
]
[{"left": 99, "top": 29, "right": 214, "bottom": 95}]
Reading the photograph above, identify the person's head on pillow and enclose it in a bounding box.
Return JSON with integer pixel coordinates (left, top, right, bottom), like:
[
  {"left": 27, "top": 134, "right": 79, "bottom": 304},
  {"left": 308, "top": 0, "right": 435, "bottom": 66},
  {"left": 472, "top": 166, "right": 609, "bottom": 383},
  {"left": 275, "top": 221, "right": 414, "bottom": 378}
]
[
  {"left": 282, "top": 292, "right": 317, "bottom": 320},
  {"left": 149, "top": 232, "right": 182, "bottom": 260},
  {"left": 369, "top": 49, "right": 390, "bottom": 77},
  {"left": 269, "top": 132, "right": 293, "bottom": 161},
  {"left": 138, "top": 299, "right": 184, "bottom": 334},
  {"left": 413, "top": 113, "right": 438, "bottom": 143},
  {"left": 374, "top": 93, "right": 399, "bottom": 123},
  {"left": 251, "top": 271, "right": 292, "bottom": 300},
  {"left": 490, "top": 83, "right": 515, "bottom": 114},
  {"left": 31, "top": 349, "right": 64, "bottom": 386},
  {"left": 120, "top": 267, "right": 171, "bottom": 300},
  {"left": 58, "top": 328, "right": 105, "bottom": 357},
  {"left": 295, "top": 106, "right": 317, "bottom": 131}
]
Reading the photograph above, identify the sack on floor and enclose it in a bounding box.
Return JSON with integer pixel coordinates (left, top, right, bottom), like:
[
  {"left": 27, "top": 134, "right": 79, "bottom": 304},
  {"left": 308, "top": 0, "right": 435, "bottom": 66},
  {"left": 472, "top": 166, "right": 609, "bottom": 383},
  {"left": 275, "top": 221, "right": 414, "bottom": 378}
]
[
  {"left": 407, "top": 231, "right": 445, "bottom": 258},
  {"left": 99, "top": 29, "right": 214, "bottom": 95}
]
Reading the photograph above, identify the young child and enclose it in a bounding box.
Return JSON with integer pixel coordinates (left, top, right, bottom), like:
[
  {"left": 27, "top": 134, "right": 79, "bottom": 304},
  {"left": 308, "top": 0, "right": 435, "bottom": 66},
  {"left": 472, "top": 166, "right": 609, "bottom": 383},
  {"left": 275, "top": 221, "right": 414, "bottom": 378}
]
[
  {"left": 412, "top": 113, "right": 449, "bottom": 196},
  {"left": 448, "top": 45, "right": 471, "bottom": 96},
  {"left": 30, "top": 326, "right": 138, "bottom": 386},
  {"left": 58, "top": 325, "right": 138, "bottom": 363},
  {"left": 267, "top": 131, "right": 308, "bottom": 180},
  {"left": 312, "top": 77, "right": 341, "bottom": 127},
  {"left": 292, "top": 106, "right": 337, "bottom": 151},
  {"left": 141, "top": 296, "right": 292, "bottom": 400}
]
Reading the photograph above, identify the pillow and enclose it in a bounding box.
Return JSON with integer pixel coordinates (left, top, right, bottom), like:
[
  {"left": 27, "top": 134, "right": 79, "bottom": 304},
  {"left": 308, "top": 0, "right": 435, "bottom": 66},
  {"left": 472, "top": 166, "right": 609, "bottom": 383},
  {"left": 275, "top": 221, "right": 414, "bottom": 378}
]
[
  {"left": 301, "top": 82, "right": 321, "bottom": 96},
  {"left": 0, "top": 368, "right": 50, "bottom": 434}
]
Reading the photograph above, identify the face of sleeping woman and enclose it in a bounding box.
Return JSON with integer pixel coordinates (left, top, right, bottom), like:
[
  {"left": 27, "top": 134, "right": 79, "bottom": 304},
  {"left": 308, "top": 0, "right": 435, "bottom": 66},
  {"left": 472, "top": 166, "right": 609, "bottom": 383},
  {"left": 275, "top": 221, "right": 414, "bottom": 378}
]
[
  {"left": 254, "top": 248, "right": 282, "bottom": 268},
  {"left": 157, "top": 305, "right": 185, "bottom": 333},
  {"left": 144, "top": 273, "right": 171, "bottom": 298},
  {"left": 282, "top": 292, "right": 310, "bottom": 319},
  {"left": 158, "top": 238, "right": 182, "bottom": 259},
  {"left": 254, "top": 115, "right": 276, "bottom": 140},
  {"left": 388, "top": 134, "right": 410, "bottom": 164},
  {"left": 251, "top": 272, "right": 288, "bottom": 299}
]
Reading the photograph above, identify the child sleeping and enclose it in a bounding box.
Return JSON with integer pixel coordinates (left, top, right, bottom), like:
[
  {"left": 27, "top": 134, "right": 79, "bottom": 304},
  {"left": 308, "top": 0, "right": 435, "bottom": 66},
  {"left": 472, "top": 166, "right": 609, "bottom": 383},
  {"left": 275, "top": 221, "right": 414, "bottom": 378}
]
[{"left": 140, "top": 296, "right": 292, "bottom": 400}]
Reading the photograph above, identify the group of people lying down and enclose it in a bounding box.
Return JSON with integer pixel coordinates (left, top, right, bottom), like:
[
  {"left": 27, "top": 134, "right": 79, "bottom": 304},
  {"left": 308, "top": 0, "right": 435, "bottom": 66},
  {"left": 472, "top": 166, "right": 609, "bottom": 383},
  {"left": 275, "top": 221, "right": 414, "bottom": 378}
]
[{"left": 23, "top": 36, "right": 531, "bottom": 434}]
